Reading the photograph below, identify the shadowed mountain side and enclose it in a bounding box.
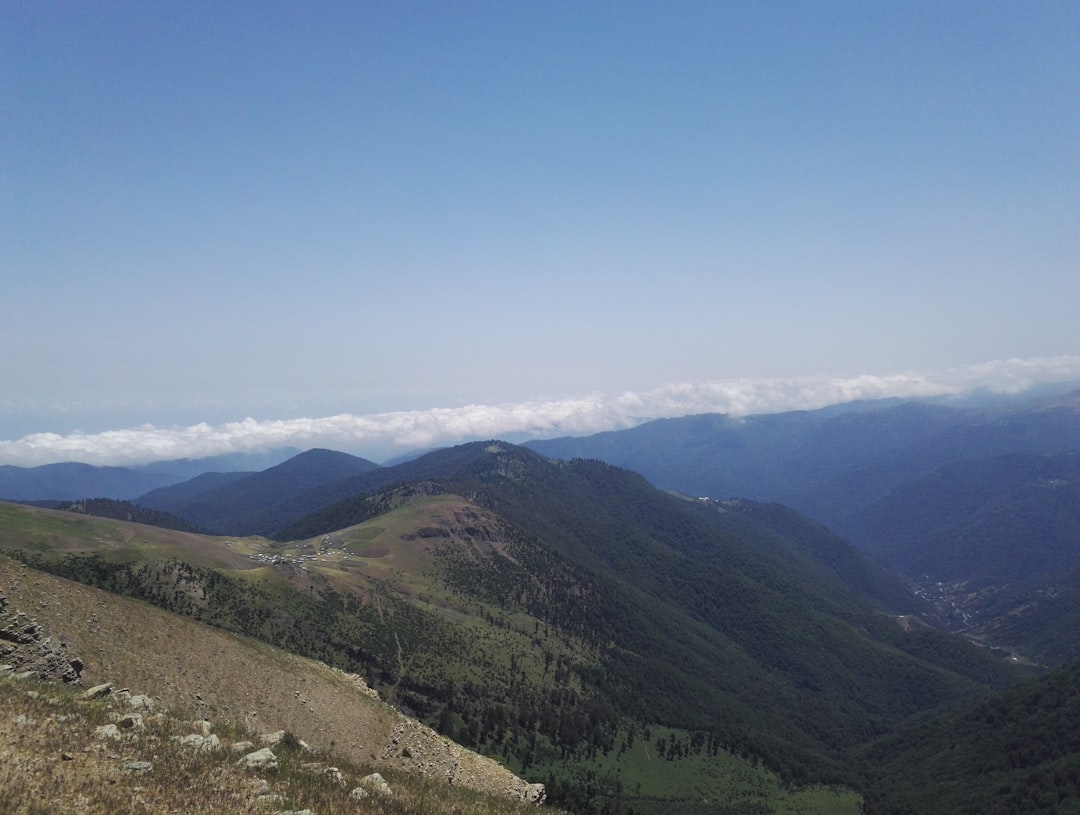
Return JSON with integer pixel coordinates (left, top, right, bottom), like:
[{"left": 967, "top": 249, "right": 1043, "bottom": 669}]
[
  {"left": 845, "top": 452, "right": 1080, "bottom": 584},
  {"left": 714, "top": 499, "right": 924, "bottom": 617},
  {"left": 856, "top": 659, "right": 1080, "bottom": 815}
]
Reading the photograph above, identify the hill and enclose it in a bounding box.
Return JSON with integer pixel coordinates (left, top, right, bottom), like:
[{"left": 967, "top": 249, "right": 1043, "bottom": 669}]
[
  {"left": 0, "top": 449, "right": 297, "bottom": 502},
  {"left": 0, "top": 441, "right": 1035, "bottom": 812},
  {"left": 846, "top": 451, "right": 1080, "bottom": 584},
  {"left": 857, "top": 659, "right": 1080, "bottom": 814},
  {"left": 524, "top": 392, "right": 1080, "bottom": 534},
  {"left": 24, "top": 497, "right": 202, "bottom": 532},
  {"left": 0, "top": 553, "right": 547, "bottom": 811},
  {"left": 136, "top": 448, "right": 381, "bottom": 535}
]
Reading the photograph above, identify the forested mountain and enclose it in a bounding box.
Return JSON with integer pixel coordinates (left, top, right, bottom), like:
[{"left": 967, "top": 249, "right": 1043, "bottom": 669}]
[
  {"left": 135, "top": 448, "right": 381, "bottom": 535},
  {"left": 857, "top": 660, "right": 1080, "bottom": 814},
  {"left": 0, "top": 441, "right": 1034, "bottom": 813},
  {"left": 847, "top": 451, "right": 1080, "bottom": 583},
  {"left": 0, "top": 461, "right": 179, "bottom": 502}
]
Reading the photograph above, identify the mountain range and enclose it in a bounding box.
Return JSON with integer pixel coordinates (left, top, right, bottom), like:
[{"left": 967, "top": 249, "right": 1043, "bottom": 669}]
[
  {"left": 3, "top": 387, "right": 1080, "bottom": 812},
  {"left": 0, "top": 437, "right": 1051, "bottom": 814},
  {"left": 0, "top": 447, "right": 299, "bottom": 502}
]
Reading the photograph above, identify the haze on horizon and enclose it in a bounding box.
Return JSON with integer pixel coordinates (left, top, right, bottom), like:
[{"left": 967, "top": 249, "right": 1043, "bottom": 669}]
[
  {"left": 4, "top": 4, "right": 1078, "bottom": 464},
  {"left": 1, "top": 356, "right": 1078, "bottom": 468}
]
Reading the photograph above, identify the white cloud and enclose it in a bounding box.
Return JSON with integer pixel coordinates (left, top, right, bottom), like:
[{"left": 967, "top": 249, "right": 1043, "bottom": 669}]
[{"left": 2, "top": 355, "right": 1078, "bottom": 467}]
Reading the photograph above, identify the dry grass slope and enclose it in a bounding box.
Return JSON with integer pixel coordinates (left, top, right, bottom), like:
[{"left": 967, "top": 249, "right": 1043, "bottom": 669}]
[{"left": 0, "top": 555, "right": 550, "bottom": 814}]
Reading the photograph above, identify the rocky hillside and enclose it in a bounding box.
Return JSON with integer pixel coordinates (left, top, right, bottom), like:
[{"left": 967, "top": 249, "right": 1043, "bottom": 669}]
[{"left": 0, "top": 555, "right": 546, "bottom": 813}]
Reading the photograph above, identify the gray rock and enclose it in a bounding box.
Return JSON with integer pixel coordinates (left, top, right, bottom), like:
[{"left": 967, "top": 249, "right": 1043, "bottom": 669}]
[
  {"left": 237, "top": 747, "right": 278, "bottom": 771},
  {"left": 176, "top": 733, "right": 222, "bottom": 753},
  {"left": 83, "top": 682, "right": 113, "bottom": 700},
  {"left": 357, "top": 772, "right": 392, "bottom": 798},
  {"left": 126, "top": 694, "right": 156, "bottom": 712}
]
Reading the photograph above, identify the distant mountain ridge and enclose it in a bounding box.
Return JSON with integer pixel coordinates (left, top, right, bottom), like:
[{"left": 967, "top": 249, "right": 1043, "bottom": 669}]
[
  {"left": 847, "top": 451, "right": 1080, "bottom": 583},
  {"left": 135, "top": 448, "right": 381, "bottom": 535},
  {"left": 525, "top": 392, "right": 1080, "bottom": 534},
  {"left": 0, "top": 447, "right": 299, "bottom": 501}
]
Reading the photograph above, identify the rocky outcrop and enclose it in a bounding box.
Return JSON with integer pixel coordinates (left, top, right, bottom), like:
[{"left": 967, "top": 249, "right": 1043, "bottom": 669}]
[
  {"left": 0, "top": 592, "right": 83, "bottom": 683},
  {"left": 376, "top": 718, "right": 546, "bottom": 804}
]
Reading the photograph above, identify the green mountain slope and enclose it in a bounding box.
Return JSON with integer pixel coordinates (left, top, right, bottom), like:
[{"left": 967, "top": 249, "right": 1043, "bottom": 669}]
[
  {"left": 167, "top": 447, "right": 1028, "bottom": 755},
  {"left": 857, "top": 660, "right": 1080, "bottom": 815},
  {"left": 0, "top": 443, "right": 1035, "bottom": 813}
]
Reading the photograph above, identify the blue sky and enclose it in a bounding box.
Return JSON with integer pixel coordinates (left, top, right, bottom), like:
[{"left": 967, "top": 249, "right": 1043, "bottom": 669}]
[{"left": 3, "top": 2, "right": 1079, "bottom": 465}]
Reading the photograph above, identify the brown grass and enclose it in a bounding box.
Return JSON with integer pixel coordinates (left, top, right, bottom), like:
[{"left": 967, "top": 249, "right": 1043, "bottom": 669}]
[
  {"left": 0, "top": 555, "right": 551, "bottom": 812},
  {"left": 0, "top": 677, "right": 556, "bottom": 814}
]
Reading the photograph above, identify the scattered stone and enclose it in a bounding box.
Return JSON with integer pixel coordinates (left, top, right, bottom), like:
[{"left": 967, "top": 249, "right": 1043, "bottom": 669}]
[
  {"left": 357, "top": 772, "right": 392, "bottom": 798},
  {"left": 230, "top": 740, "right": 256, "bottom": 754},
  {"left": 175, "top": 732, "right": 221, "bottom": 753},
  {"left": 260, "top": 730, "right": 286, "bottom": 746},
  {"left": 95, "top": 724, "right": 121, "bottom": 740},
  {"left": 126, "top": 694, "right": 156, "bottom": 712},
  {"left": 83, "top": 682, "right": 113, "bottom": 700},
  {"left": 323, "top": 766, "right": 345, "bottom": 786},
  {"left": 237, "top": 747, "right": 278, "bottom": 771}
]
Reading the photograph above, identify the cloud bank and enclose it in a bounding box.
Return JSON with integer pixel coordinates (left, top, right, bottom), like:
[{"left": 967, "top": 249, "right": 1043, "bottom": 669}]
[{"left": 3, "top": 356, "right": 1078, "bottom": 468}]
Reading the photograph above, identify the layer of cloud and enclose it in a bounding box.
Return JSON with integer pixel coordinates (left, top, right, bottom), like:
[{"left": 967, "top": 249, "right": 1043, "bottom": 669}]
[{"left": 2, "top": 356, "right": 1079, "bottom": 468}]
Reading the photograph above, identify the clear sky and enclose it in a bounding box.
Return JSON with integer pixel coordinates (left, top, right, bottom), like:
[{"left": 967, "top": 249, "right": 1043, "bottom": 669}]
[{"left": 3, "top": 2, "right": 1079, "bottom": 465}]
